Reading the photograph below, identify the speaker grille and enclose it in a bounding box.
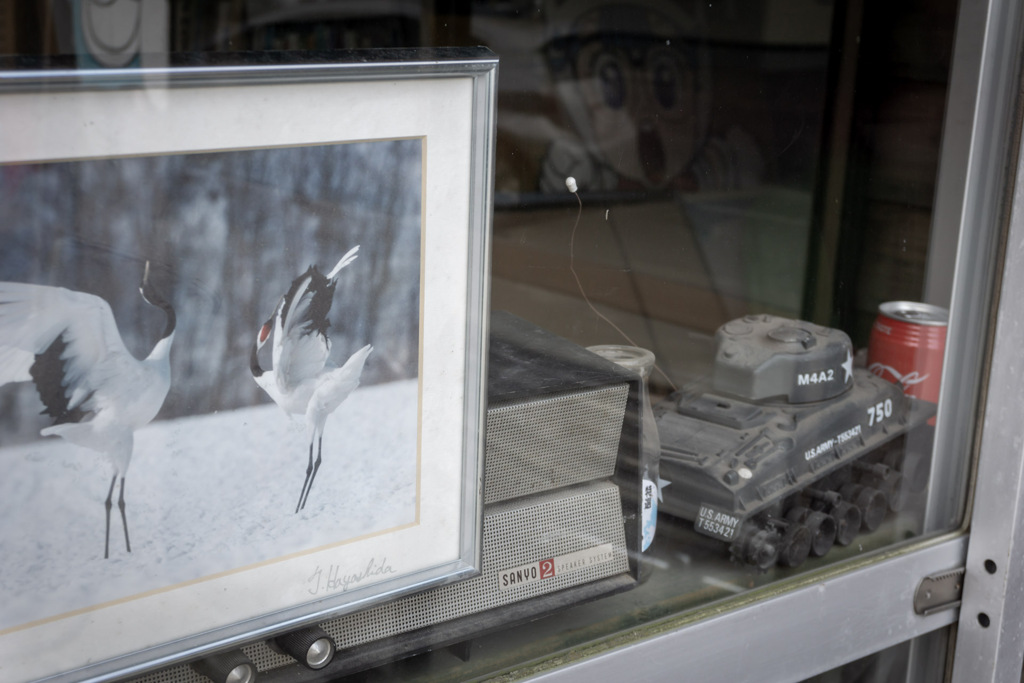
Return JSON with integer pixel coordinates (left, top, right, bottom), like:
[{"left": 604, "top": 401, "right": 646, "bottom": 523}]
[
  {"left": 320, "top": 480, "right": 627, "bottom": 649},
  {"left": 484, "top": 384, "right": 628, "bottom": 504},
  {"left": 129, "top": 481, "right": 627, "bottom": 682}
]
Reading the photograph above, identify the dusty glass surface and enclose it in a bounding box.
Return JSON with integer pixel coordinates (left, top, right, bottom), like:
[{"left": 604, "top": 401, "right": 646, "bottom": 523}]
[
  {"left": 800, "top": 628, "right": 951, "bottom": 683},
  {"left": 0, "top": 1, "right": 972, "bottom": 681}
]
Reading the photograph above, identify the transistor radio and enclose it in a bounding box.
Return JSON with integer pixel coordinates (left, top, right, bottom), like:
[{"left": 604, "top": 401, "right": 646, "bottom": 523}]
[{"left": 132, "top": 312, "right": 642, "bottom": 683}]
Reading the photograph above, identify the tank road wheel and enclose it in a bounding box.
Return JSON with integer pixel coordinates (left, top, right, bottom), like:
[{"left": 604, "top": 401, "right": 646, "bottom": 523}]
[
  {"left": 776, "top": 522, "right": 812, "bottom": 568},
  {"left": 883, "top": 448, "right": 931, "bottom": 493},
  {"left": 881, "top": 470, "right": 907, "bottom": 512},
  {"left": 841, "top": 483, "right": 888, "bottom": 532},
  {"left": 831, "top": 501, "right": 862, "bottom": 546},
  {"left": 786, "top": 507, "right": 837, "bottom": 558},
  {"left": 856, "top": 462, "right": 908, "bottom": 512},
  {"left": 802, "top": 511, "right": 837, "bottom": 556},
  {"left": 731, "top": 527, "right": 781, "bottom": 571},
  {"left": 804, "top": 488, "right": 861, "bottom": 546}
]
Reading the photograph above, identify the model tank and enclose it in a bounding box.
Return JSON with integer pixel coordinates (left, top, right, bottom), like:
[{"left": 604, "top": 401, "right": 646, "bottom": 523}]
[{"left": 655, "top": 315, "right": 935, "bottom": 570}]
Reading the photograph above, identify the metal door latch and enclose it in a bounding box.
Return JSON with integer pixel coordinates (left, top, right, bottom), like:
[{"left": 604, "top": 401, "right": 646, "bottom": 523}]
[{"left": 914, "top": 567, "right": 966, "bottom": 615}]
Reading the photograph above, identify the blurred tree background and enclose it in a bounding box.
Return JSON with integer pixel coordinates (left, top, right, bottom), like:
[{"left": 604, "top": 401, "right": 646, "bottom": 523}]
[{"left": 0, "top": 139, "right": 422, "bottom": 439}]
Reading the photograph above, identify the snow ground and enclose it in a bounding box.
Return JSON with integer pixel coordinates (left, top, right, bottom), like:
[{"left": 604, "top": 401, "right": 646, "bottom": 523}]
[{"left": 0, "top": 379, "right": 418, "bottom": 631}]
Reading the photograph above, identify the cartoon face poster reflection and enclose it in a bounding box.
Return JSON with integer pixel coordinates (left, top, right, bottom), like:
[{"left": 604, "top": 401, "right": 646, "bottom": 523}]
[{"left": 0, "top": 140, "right": 422, "bottom": 631}]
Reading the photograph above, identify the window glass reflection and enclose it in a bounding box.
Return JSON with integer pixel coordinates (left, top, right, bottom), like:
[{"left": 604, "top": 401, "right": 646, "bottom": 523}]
[{"left": 0, "top": 0, "right": 967, "bottom": 680}]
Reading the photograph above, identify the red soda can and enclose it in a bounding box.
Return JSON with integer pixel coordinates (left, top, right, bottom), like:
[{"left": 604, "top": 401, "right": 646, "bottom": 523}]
[{"left": 867, "top": 301, "right": 948, "bottom": 404}]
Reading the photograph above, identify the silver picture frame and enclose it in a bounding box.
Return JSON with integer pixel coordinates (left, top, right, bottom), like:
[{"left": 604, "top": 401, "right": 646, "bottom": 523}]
[{"left": 0, "top": 48, "right": 495, "bottom": 682}]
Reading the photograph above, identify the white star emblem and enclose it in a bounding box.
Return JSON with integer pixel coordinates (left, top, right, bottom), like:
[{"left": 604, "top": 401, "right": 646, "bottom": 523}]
[{"left": 842, "top": 349, "right": 854, "bottom": 383}]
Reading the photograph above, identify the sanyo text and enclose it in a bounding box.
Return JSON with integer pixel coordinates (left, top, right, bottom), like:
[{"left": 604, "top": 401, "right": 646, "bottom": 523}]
[{"left": 497, "top": 544, "right": 615, "bottom": 592}]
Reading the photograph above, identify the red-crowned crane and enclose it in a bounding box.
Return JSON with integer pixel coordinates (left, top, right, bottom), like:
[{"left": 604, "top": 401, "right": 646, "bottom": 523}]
[
  {"left": 0, "top": 262, "right": 175, "bottom": 559},
  {"left": 250, "top": 246, "right": 372, "bottom": 513}
]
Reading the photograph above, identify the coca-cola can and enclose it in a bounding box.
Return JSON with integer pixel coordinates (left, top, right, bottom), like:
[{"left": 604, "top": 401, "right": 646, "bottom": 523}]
[{"left": 867, "top": 301, "right": 948, "bottom": 403}]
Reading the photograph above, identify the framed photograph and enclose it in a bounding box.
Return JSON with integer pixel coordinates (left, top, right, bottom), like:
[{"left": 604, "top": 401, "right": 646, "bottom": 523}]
[{"left": 0, "top": 48, "right": 495, "bottom": 682}]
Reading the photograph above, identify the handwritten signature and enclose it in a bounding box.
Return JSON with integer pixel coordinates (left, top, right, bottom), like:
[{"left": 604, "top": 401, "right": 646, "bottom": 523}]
[{"left": 307, "top": 558, "right": 396, "bottom": 596}]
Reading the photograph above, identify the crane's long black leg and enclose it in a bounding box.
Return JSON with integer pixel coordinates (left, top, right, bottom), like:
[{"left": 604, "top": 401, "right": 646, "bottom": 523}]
[
  {"left": 104, "top": 474, "right": 117, "bottom": 560},
  {"left": 118, "top": 477, "right": 131, "bottom": 554},
  {"left": 296, "top": 440, "right": 314, "bottom": 514},
  {"left": 298, "top": 436, "right": 324, "bottom": 512}
]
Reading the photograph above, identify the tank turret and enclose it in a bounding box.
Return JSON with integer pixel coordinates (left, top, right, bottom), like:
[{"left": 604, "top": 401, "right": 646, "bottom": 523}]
[{"left": 712, "top": 316, "right": 854, "bottom": 403}]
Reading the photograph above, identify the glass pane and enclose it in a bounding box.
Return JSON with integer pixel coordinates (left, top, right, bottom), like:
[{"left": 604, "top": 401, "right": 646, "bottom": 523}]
[
  {"left": 800, "top": 628, "right": 952, "bottom": 683},
  {"left": 0, "top": 0, "right": 986, "bottom": 681}
]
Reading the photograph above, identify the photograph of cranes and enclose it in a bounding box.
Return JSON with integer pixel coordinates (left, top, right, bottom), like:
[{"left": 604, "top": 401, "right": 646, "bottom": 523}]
[
  {"left": 0, "top": 140, "right": 423, "bottom": 630},
  {"left": 0, "top": 55, "right": 494, "bottom": 683}
]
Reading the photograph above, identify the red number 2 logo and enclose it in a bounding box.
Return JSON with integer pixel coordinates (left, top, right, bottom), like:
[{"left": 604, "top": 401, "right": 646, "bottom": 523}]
[{"left": 539, "top": 559, "right": 555, "bottom": 579}]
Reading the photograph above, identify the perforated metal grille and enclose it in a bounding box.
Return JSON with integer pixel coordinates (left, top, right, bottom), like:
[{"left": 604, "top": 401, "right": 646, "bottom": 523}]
[
  {"left": 126, "top": 639, "right": 296, "bottom": 683},
  {"left": 129, "top": 664, "right": 207, "bottom": 683},
  {"left": 484, "top": 384, "right": 628, "bottom": 504},
  {"left": 319, "top": 480, "right": 627, "bottom": 649},
  {"left": 130, "top": 480, "right": 626, "bottom": 682}
]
